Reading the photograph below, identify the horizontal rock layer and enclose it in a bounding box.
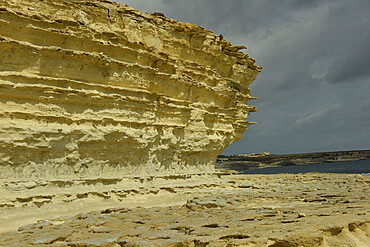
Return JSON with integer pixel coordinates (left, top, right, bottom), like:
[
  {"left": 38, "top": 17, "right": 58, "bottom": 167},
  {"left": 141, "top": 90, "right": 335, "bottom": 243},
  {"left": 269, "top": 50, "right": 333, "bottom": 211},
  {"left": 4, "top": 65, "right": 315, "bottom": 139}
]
[
  {"left": 1, "top": 173, "right": 369, "bottom": 245},
  {"left": 0, "top": 0, "right": 260, "bottom": 179}
]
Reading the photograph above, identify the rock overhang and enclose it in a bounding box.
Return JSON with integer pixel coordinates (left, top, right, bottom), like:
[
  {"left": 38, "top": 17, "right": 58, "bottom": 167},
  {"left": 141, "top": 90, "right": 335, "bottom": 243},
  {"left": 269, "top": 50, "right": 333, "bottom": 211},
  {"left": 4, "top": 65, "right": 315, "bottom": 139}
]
[{"left": 0, "top": 0, "right": 261, "bottom": 179}]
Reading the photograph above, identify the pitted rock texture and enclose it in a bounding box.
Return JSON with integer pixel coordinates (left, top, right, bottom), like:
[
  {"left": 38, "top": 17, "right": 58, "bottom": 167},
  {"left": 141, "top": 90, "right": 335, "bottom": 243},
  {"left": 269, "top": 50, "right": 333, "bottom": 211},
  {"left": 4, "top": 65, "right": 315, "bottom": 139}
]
[
  {"left": 0, "top": 0, "right": 260, "bottom": 179},
  {"left": 1, "top": 173, "right": 369, "bottom": 246}
]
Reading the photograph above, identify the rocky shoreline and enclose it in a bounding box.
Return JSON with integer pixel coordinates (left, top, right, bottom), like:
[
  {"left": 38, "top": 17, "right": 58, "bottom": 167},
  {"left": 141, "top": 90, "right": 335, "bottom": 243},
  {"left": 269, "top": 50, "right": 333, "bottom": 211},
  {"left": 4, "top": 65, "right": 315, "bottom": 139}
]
[
  {"left": 217, "top": 150, "right": 370, "bottom": 170},
  {"left": 1, "top": 173, "right": 369, "bottom": 246},
  {"left": 0, "top": 1, "right": 368, "bottom": 246}
]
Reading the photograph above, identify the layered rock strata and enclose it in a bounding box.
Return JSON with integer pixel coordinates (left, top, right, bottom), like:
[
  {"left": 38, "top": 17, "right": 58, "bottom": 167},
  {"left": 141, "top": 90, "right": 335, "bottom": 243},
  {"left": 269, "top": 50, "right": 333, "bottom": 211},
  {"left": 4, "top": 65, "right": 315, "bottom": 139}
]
[{"left": 0, "top": 0, "right": 260, "bottom": 179}]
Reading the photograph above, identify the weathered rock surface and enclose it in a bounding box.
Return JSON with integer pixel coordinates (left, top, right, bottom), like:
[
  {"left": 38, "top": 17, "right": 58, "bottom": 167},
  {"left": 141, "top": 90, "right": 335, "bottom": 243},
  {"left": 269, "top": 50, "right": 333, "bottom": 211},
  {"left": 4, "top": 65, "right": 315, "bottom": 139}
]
[
  {"left": 0, "top": 0, "right": 260, "bottom": 180},
  {"left": 0, "top": 173, "right": 369, "bottom": 246}
]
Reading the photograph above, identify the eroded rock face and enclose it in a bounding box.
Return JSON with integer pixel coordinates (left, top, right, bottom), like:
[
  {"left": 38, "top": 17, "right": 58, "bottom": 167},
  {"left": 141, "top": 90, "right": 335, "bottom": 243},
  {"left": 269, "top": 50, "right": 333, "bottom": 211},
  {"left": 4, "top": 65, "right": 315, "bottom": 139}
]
[{"left": 0, "top": 0, "right": 261, "bottom": 179}]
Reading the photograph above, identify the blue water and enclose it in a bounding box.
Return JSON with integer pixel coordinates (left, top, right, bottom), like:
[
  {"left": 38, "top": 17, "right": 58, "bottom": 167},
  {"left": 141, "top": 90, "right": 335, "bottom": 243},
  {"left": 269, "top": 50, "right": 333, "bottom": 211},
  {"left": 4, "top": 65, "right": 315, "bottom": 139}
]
[{"left": 238, "top": 160, "right": 370, "bottom": 175}]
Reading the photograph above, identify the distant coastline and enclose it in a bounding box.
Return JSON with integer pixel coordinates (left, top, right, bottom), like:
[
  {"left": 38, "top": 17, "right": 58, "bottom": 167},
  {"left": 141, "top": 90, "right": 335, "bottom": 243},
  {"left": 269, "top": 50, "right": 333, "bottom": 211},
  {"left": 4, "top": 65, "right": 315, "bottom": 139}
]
[{"left": 216, "top": 150, "right": 370, "bottom": 170}]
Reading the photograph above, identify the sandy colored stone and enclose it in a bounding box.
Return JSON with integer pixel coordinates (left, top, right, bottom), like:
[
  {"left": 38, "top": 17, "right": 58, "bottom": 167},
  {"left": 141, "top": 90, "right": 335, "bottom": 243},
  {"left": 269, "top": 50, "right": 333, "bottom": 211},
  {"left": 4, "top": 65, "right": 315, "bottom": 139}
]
[
  {"left": 0, "top": 173, "right": 369, "bottom": 246},
  {"left": 0, "top": 1, "right": 262, "bottom": 239},
  {"left": 0, "top": 0, "right": 260, "bottom": 180},
  {"left": 1, "top": 1, "right": 368, "bottom": 246}
]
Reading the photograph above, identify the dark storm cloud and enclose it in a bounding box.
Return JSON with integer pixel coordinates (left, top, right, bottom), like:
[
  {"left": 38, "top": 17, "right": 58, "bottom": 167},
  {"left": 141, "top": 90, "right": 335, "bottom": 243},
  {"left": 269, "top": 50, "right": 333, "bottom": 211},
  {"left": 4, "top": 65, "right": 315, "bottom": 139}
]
[
  {"left": 115, "top": 0, "right": 370, "bottom": 154},
  {"left": 326, "top": 32, "right": 370, "bottom": 84},
  {"left": 322, "top": 0, "right": 370, "bottom": 84}
]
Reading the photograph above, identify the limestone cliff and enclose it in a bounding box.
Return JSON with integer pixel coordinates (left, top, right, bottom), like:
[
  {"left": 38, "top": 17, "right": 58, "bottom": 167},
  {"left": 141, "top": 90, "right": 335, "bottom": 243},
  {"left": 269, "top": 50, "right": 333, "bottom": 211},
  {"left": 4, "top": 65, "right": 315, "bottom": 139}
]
[{"left": 0, "top": 0, "right": 261, "bottom": 179}]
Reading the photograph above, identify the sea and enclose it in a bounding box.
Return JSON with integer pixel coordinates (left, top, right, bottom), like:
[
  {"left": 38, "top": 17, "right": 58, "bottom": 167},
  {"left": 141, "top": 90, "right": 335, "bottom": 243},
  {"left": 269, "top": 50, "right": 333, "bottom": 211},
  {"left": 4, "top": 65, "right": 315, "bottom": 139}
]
[{"left": 229, "top": 160, "right": 370, "bottom": 175}]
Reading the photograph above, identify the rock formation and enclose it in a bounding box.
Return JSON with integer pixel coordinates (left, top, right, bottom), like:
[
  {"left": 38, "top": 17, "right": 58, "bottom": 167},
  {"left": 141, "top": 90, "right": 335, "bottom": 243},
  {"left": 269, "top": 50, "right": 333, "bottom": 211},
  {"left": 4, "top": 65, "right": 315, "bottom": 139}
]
[
  {"left": 1, "top": 173, "right": 369, "bottom": 246},
  {"left": 0, "top": 0, "right": 260, "bottom": 180}
]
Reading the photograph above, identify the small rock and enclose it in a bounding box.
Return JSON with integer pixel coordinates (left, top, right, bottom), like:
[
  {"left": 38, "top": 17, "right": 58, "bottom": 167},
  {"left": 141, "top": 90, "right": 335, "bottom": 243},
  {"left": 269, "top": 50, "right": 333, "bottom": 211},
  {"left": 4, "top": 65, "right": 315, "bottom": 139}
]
[
  {"left": 23, "top": 182, "right": 37, "bottom": 189},
  {"left": 237, "top": 182, "right": 252, "bottom": 188},
  {"left": 92, "top": 227, "right": 114, "bottom": 233},
  {"left": 297, "top": 213, "right": 306, "bottom": 218}
]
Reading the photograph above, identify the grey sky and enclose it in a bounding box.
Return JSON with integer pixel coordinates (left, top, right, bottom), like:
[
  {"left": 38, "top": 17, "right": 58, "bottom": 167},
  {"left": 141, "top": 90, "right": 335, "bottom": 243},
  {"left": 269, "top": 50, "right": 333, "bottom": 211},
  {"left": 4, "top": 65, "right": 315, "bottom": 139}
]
[{"left": 114, "top": 0, "right": 370, "bottom": 155}]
